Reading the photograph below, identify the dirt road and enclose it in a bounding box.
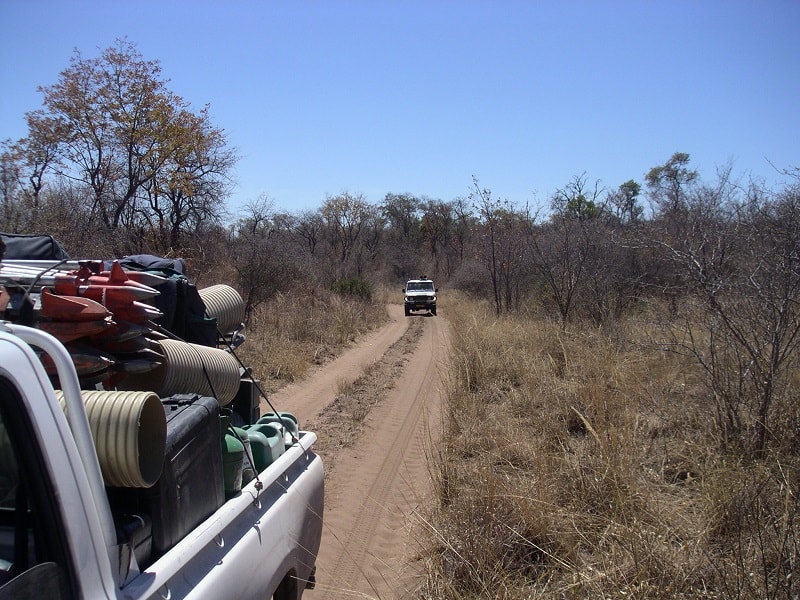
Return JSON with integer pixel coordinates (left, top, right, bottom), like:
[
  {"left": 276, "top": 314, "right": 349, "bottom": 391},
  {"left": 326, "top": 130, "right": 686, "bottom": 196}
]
[{"left": 262, "top": 304, "right": 450, "bottom": 599}]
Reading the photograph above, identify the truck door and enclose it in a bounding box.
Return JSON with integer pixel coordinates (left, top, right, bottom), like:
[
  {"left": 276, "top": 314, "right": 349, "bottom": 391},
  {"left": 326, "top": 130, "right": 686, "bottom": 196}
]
[{"left": 0, "top": 376, "right": 76, "bottom": 599}]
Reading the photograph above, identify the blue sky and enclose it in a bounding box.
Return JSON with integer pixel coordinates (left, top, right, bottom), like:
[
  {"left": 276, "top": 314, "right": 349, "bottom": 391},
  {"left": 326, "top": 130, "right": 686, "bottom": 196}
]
[{"left": 1, "top": 0, "right": 798, "bottom": 215}]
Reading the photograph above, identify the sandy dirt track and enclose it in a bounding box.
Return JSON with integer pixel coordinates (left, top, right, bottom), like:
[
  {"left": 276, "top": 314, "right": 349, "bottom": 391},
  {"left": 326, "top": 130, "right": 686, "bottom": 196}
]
[{"left": 261, "top": 304, "right": 450, "bottom": 599}]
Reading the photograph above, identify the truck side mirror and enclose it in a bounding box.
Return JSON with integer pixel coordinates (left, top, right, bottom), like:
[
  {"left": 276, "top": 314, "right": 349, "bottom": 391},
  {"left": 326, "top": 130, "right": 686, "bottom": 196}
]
[{"left": 401, "top": 288, "right": 405, "bottom": 293}]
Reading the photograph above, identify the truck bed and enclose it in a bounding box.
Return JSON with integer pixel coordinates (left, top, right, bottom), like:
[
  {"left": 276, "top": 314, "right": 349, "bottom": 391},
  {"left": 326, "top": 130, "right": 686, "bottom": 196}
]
[{"left": 119, "top": 431, "right": 323, "bottom": 599}]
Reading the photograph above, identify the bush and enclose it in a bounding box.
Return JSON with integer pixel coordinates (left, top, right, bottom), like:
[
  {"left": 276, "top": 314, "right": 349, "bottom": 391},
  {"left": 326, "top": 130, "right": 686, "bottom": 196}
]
[
  {"left": 422, "top": 294, "right": 800, "bottom": 599},
  {"left": 331, "top": 276, "right": 373, "bottom": 301}
]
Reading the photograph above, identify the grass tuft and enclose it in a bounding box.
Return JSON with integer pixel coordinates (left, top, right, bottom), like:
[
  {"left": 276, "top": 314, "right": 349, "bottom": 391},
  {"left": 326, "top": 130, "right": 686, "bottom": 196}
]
[
  {"left": 237, "top": 289, "right": 387, "bottom": 393},
  {"left": 420, "top": 292, "right": 800, "bottom": 599}
]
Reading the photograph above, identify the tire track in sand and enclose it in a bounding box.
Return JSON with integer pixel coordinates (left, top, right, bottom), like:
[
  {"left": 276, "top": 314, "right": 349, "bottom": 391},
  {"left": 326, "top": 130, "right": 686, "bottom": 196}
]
[
  {"left": 305, "top": 306, "right": 449, "bottom": 599},
  {"left": 261, "top": 307, "right": 410, "bottom": 423}
]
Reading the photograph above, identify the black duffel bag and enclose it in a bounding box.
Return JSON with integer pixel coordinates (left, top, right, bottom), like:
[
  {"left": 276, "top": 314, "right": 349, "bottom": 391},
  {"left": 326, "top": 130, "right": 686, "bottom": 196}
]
[{"left": 1, "top": 233, "right": 70, "bottom": 261}]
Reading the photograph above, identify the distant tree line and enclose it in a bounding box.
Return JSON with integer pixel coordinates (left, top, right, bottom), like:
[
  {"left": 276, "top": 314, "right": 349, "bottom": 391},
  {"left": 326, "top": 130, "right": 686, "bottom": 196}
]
[{"left": 3, "top": 41, "right": 799, "bottom": 457}]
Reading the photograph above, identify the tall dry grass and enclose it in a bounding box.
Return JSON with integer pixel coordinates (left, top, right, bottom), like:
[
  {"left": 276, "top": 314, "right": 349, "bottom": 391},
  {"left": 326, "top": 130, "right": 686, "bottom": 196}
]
[
  {"left": 421, "top": 292, "right": 800, "bottom": 599},
  {"left": 236, "top": 289, "right": 388, "bottom": 394}
]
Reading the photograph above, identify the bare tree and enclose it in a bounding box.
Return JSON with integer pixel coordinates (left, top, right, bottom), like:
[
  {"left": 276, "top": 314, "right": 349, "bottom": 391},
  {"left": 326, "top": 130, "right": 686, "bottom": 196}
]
[
  {"left": 655, "top": 173, "right": 800, "bottom": 456},
  {"left": 420, "top": 198, "right": 455, "bottom": 279},
  {"left": 357, "top": 208, "right": 386, "bottom": 275},
  {"left": 380, "top": 192, "right": 423, "bottom": 279},
  {"left": 381, "top": 193, "right": 421, "bottom": 246},
  {"left": 320, "top": 191, "right": 372, "bottom": 278},
  {"left": 470, "top": 177, "right": 530, "bottom": 315},
  {"left": 231, "top": 197, "right": 305, "bottom": 319},
  {"left": 450, "top": 196, "right": 474, "bottom": 263},
  {"left": 294, "top": 210, "right": 324, "bottom": 256},
  {"left": 0, "top": 141, "right": 23, "bottom": 230},
  {"left": 527, "top": 174, "right": 605, "bottom": 323}
]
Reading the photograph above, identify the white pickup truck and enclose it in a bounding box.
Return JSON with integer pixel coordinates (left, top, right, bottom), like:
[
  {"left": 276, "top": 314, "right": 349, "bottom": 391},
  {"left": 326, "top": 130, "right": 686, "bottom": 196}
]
[{"left": 0, "top": 322, "right": 324, "bottom": 599}]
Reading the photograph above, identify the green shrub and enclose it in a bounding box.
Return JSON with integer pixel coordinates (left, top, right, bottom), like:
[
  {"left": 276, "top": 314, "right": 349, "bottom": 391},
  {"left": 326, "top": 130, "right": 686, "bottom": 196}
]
[{"left": 331, "top": 276, "right": 373, "bottom": 301}]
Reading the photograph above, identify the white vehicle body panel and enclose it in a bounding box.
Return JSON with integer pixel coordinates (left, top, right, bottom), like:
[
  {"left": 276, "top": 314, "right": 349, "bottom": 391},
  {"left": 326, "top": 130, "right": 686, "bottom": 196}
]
[
  {"left": 0, "top": 323, "right": 323, "bottom": 600},
  {"left": 0, "top": 324, "right": 119, "bottom": 598}
]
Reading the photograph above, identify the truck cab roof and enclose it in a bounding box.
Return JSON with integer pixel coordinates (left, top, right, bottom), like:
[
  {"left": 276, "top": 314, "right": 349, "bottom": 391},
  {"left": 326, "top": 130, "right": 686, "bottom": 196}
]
[{"left": 405, "top": 279, "right": 435, "bottom": 291}]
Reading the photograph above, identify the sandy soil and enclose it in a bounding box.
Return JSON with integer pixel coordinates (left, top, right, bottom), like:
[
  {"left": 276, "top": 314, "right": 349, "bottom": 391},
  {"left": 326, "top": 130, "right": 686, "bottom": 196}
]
[{"left": 261, "top": 303, "right": 450, "bottom": 599}]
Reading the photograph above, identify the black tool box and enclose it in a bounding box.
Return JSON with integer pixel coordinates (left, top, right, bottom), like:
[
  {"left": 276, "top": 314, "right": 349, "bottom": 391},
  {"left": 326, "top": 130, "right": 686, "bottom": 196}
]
[{"left": 108, "top": 393, "right": 225, "bottom": 561}]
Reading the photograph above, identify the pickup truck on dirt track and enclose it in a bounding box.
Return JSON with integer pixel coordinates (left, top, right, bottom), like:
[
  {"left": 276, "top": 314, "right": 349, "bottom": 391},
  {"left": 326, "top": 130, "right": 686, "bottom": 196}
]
[{"left": 0, "top": 237, "right": 324, "bottom": 600}]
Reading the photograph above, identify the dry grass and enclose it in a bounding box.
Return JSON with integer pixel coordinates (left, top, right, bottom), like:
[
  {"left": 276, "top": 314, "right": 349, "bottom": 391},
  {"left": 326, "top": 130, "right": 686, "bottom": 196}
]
[
  {"left": 421, "top": 292, "right": 800, "bottom": 599},
  {"left": 236, "top": 289, "right": 388, "bottom": 394}
]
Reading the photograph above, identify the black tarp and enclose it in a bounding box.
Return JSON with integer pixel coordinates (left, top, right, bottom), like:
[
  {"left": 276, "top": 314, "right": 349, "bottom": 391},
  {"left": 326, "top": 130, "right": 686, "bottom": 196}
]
[
  {"left": 115, "top": 255, "right": 217, "bottom": 346},
  {"left": 0, "top": 233, "right": 70, "bottom": 261}
]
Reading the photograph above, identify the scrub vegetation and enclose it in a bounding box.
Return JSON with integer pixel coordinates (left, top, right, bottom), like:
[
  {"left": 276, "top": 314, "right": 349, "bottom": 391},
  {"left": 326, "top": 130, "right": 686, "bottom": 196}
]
[
  {"left": 421, "top": 293, "right": 800, "bottom": 599},
  {"left": 3, "top": 39, "right": 799, "bottom": 599}
]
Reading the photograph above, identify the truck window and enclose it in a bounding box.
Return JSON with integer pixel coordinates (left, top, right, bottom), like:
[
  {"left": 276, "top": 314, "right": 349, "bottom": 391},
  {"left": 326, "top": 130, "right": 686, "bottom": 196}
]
[{"left": 0, "top": 377, "right": 74, "bottom": 599}]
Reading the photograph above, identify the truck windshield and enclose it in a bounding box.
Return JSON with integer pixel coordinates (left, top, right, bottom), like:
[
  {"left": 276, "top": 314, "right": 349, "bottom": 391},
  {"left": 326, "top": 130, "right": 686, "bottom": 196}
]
[{"left": 407, "top": 282, "right": 434, "bottom": 292}]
